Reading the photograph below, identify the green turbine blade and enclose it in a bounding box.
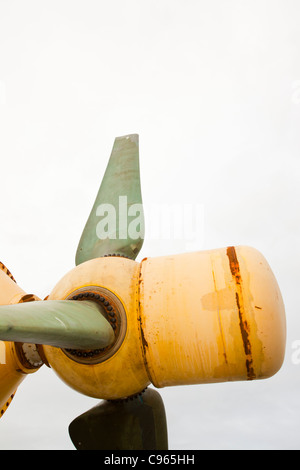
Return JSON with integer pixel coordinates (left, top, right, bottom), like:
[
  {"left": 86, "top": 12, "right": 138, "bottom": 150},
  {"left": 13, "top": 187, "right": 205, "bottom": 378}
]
[
  {"left": 0, "top": 300, "right": 115, "bottom": 349},
  {"left": 75, "top": 134, "right": 144, "bottom": 265}
]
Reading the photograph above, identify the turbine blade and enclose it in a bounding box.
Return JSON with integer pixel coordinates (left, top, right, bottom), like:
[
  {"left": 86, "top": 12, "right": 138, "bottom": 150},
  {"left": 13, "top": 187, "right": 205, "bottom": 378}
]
[
  {"left": 69, "top": 388, "right": 168, "bottom": 450},
  {"left": 76, "top": 134, "right": 144, "bottom": 265},
  {"left": 0, "top": 300, "right": 115, "bottom": 349}
]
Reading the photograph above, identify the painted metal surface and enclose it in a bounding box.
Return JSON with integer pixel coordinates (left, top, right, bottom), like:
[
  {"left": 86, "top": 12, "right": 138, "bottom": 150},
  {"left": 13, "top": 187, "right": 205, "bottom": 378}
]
[
  {"left": 42, "top": 256, "right": 150, "bottom": 400},
  {"left": 75, "top": 134, "right": 144, "bottom": 265},
  {"left": 139, "top": 246, "right": 286, "bottom": 387},
  {"left": 41, "top": 246, "right": 285, "bottom": 400}
]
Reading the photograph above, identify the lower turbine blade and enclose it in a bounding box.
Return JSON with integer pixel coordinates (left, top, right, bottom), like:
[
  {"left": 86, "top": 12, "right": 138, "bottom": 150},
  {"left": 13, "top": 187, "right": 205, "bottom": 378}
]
[
  {"left": 69, "top": 388, "right": 168, "bottom": 450},
  {"left": 0, "top": 300, "right": 115, "bottom": 349}
]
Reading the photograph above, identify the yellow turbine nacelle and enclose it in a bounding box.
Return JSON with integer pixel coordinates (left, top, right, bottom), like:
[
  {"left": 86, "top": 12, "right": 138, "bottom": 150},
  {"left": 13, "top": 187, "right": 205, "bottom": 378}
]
[{"left": 41, "top": 245, "right": 286, "bottom": 400}]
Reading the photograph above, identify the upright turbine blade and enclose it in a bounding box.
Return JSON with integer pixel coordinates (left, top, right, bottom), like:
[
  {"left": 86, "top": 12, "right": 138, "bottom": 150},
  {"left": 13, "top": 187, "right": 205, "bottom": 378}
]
[
  {"left": 0, "top": 300, "right": 115, "bottom": 349},
  {"left": 76, "top": 134, "right": 144, "bottom": 265}
]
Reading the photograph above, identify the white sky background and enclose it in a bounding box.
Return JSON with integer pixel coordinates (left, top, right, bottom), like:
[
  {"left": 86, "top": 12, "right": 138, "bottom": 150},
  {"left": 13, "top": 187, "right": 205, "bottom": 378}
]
[{"left": 0, "top": 0, "right": 299, "bottom": 449}]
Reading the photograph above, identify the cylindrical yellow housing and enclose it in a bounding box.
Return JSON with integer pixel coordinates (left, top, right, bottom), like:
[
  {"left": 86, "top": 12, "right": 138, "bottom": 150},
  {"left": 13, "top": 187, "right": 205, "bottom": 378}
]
[
  {"left": 42, "top": 246, "right": 285, "bottom": 400},
  {"left": 139, "top": 246, "right": 286, "bottom": 387}
]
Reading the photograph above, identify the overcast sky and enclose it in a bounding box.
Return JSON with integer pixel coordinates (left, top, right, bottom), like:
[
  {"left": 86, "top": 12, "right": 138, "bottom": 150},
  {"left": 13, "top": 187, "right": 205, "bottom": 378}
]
[{"left": 0, "top": 0, "right": 299, "bottom": 449}]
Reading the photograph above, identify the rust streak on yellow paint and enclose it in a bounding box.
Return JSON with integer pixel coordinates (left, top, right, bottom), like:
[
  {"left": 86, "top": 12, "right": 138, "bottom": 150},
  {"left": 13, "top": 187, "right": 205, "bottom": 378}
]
[{"left": 226, "top": 246, "right": 256, "bottom": 380}]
